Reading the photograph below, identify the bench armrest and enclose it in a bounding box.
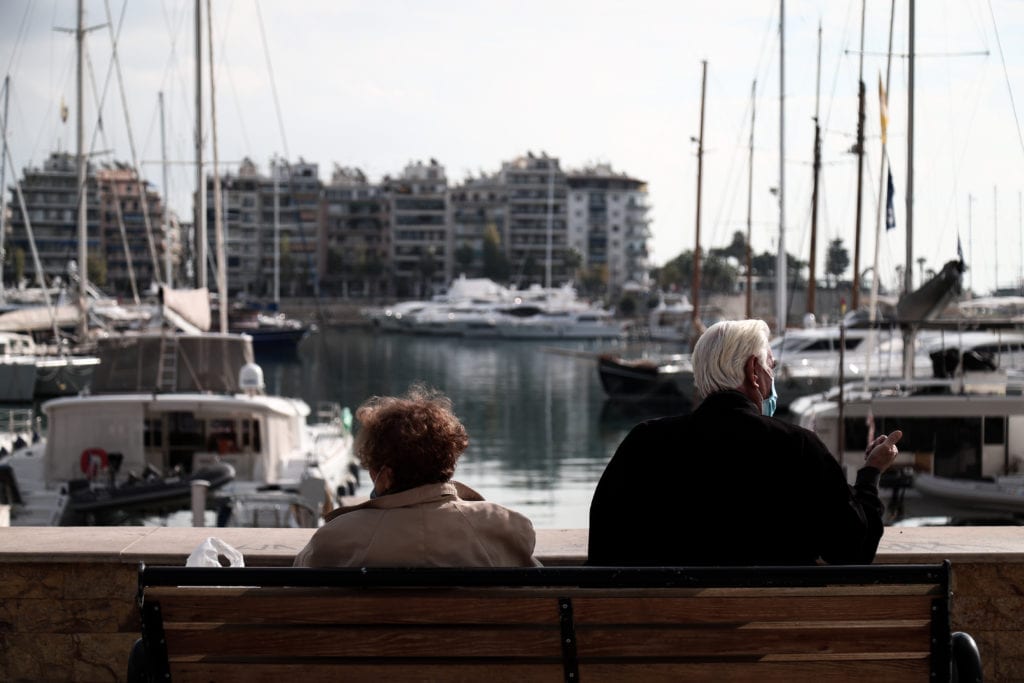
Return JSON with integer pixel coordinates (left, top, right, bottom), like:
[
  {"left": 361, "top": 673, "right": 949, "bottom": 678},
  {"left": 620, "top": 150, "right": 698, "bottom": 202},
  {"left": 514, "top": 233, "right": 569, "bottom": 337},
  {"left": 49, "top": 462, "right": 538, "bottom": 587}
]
[{"left": 952, "top": 631, "right": 983, "bottom": 683}]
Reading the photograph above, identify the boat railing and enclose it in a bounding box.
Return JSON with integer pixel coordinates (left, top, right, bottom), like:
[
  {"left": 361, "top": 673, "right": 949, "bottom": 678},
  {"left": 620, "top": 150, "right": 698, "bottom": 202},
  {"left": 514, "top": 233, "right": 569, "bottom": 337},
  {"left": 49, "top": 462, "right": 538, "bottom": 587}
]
[{"left": 0, "top": 408, "right": 36, "bottom": 440}]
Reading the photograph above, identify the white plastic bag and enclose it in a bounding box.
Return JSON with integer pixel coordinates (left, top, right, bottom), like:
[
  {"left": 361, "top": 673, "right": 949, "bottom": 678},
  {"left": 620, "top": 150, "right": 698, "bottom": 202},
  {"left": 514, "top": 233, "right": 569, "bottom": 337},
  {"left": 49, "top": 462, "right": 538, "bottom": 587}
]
[{"left": 186, "top": 536, "right": 245, "bottom": 567}]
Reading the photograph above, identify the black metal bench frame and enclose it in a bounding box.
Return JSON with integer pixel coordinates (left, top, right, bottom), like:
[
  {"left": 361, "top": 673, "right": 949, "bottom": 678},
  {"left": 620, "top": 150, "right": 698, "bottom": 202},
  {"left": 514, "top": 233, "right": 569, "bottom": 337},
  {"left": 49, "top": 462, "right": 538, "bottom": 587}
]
[{"left": 130, "top": 560, "right": 983, "bottom": 682}]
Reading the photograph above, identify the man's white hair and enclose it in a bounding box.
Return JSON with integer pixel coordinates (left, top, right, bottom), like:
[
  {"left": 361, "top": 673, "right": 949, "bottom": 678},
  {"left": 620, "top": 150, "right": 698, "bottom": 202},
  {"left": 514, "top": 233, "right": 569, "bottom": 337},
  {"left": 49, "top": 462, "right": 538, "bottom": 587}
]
[{"left": 691, "top": 319, "right": 771, "bottom": 399}]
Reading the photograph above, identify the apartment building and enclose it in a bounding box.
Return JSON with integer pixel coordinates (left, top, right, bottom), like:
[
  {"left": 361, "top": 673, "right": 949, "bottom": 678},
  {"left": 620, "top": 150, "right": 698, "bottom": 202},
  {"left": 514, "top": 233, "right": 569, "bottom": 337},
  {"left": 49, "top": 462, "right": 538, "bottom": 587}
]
[
  {"left": 497, "top": 153, "right": 568, "bottom": 288},
  {"left": 448, "top": 173, "right": 507, "bottom": 280},
  {"left": 319, "top": 165, "right": 389, "bottom": 298},
  {"left": 384, "top": 159, "right": 448, "bottom": 298},
  {"left": 5, "top": 152, "right": 100, "bottom": 288},
  {"left": 210, "top": 157, "right": 321, "bottom": 298},
  {"left": 96, "top": 163, "right": 169, "bottom": 297},
  {"left": 566, "top": 163, "right": 651, "bottom": 295}
]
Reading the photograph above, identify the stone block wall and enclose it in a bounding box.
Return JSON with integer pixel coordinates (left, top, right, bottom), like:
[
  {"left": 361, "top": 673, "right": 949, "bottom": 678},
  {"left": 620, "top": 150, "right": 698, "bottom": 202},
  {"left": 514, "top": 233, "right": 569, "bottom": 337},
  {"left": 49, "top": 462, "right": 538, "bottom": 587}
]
[
  {"left": 953, "top": 562, "right": 1024, "bottom": 681},
  {"left": 0, "top": 562, "right": 138, "bottom": 682}
]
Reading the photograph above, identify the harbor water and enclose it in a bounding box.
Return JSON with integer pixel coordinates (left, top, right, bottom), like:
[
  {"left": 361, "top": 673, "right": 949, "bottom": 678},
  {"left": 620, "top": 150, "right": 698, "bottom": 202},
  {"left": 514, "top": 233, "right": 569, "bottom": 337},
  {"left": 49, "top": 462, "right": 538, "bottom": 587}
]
[{"left": 258, "top": 326, "right": 685, "bottom": 529}]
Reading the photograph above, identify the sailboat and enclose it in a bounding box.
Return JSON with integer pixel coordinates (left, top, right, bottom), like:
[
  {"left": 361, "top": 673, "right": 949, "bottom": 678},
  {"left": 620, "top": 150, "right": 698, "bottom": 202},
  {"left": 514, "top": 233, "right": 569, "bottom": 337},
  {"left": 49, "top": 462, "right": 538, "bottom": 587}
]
[
  {"left": 790, "top": 0, "right": 1024, "bottom": 522},
  {"left": 0, "top": 0, "right": 358, "bottom": 528}
]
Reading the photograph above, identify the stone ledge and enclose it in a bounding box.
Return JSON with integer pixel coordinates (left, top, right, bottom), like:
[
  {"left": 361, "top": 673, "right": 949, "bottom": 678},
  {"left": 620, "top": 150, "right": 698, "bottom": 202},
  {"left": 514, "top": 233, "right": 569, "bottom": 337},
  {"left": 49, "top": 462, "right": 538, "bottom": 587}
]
[{"left": 0, "top": 525, "right": 1022, "bottom": 566}]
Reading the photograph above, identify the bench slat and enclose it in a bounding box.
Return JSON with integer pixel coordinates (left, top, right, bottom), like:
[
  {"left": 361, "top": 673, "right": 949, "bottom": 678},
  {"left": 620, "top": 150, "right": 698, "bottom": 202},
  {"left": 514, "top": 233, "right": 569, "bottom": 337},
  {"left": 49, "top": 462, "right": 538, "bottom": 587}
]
[
  {"left": 165, "top": 625, "right": 563, "bottom": 659},
  {"left": 575, "top": 624, "right": 931, "bottom": 657},
  {"left": 164, "top": 658, "right": 932, "bottom": 683},
  {"left": 572, "top": 594, "right": 936, "bottom": 623},
  {"left": 169, "top": 661, "right": 566, "bottom": 683},
  {"left": 153, "top": 592, "right": 561, "bottom": 625},
  {"left": 579, "top": 658, "right": 931, "bottom": 682}
]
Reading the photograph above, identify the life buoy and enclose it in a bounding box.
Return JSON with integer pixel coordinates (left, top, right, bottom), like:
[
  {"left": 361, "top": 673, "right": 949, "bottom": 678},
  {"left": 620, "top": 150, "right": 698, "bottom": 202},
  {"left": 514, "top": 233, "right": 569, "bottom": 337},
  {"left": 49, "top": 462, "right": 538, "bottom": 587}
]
[{"left": 80, "top": 448, "right": 108, "bottom": 477}]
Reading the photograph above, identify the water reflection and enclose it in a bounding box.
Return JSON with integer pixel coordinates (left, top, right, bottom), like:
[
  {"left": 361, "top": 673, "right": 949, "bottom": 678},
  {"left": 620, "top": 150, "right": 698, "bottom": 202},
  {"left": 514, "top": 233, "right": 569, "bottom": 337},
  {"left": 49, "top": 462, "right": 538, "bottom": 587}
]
[{"left": 258, "top": 327, "right": 646, "bottom": 528}]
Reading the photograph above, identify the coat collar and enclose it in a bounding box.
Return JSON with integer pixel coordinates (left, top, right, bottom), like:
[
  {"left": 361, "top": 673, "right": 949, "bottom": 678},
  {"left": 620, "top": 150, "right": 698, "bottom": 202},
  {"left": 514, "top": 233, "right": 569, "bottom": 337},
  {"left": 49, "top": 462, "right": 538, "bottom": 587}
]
[
  {"left": 324, "top": 480, "right": 485, "bottom": 522},
  {"left": 695, "top": 389, "right": 761, "bottom": 416}
]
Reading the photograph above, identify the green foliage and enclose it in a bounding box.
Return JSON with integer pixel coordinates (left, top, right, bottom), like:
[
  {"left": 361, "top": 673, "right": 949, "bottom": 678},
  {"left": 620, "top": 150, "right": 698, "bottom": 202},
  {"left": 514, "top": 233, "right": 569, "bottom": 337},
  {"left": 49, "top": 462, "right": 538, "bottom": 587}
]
[
  {"left": 617, "top": 291, "right": 640, "bottom": 317},
  {"left": 657, "top": 250, "right": 737, "bottom": 293},
  {"left": 87, "top": 252, "right": 107, "bottom": 286},
  {"left": 825, "top": 238, "right": 850, "bottom": 286},
  {"left": 563, "top": 247, "right": 583, "bottom": 276},
  {"left": 13, "top": 248, "right": 25, "bottom": 283},
  {"left": 577, "top": 264, "right": 608, "bottom": 298},
  {"left": 455, "top": 242, "right": 475, "bottom": 271},
  {"left": 482, "top": 224, "right": 510, "bottom": 282},
  {"left": 709, "top": 231, "right": 749, "bottom": 262}
]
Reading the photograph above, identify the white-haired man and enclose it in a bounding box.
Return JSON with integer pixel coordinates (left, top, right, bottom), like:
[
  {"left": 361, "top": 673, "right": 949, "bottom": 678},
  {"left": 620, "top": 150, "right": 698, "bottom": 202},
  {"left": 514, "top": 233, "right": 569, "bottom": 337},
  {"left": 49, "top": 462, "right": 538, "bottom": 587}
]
[{"left": 587, "top": 318, "right": 902, "bottom": 566}]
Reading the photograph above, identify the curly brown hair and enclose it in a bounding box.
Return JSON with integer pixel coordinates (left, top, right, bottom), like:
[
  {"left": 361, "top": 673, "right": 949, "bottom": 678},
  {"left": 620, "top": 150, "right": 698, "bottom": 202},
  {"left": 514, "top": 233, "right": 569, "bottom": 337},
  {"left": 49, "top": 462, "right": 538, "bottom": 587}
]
[{"left": 354, "top": 384, "right": 469, "bottom": 493}]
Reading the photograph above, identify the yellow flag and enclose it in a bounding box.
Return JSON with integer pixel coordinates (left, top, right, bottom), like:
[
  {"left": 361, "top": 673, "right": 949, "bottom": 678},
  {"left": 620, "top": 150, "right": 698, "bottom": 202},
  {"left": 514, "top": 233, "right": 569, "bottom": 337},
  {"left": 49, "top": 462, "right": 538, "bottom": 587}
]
[
  {"left": 877, "top": 74, "right": 888, "bottom": 145},
  {"left": 60, "top": 96, "right": 68, "bottom": 124}
]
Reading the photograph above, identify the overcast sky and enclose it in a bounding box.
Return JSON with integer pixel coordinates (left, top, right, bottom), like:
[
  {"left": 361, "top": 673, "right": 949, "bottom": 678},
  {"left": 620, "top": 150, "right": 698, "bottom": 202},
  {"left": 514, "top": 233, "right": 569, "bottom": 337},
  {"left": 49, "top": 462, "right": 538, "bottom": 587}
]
[{"left": 2, "top": 0, "right": 1023, "bottom": 296}]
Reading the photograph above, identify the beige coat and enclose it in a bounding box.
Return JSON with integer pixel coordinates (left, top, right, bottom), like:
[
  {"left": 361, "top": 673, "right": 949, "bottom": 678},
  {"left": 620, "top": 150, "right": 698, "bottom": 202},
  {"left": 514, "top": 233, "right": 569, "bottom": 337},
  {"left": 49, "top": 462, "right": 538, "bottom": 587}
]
[{"left": 293, "top": 481, "right": 539, "bottom": 567}]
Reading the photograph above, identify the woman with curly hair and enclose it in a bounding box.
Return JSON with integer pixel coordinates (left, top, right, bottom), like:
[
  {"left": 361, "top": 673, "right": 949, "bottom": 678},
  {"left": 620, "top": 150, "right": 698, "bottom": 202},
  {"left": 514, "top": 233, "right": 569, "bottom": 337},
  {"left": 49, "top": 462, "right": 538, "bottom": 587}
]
[{"left": 294, "top": 385, "right": 538, "bottom": 567}]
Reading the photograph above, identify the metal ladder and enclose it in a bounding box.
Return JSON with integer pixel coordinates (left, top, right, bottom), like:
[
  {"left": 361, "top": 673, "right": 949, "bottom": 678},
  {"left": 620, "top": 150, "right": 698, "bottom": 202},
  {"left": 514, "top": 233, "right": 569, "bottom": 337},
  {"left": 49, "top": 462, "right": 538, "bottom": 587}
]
[{"left": 157, "top": 335, "right": 178, "bottom": 391}]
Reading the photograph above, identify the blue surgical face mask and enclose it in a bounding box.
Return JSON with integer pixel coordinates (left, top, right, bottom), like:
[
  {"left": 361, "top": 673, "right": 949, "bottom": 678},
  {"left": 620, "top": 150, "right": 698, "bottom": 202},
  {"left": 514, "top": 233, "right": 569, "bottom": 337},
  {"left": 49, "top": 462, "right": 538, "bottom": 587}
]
[{"left": 762, "top": 376, "right": 778, "bottom": 417}]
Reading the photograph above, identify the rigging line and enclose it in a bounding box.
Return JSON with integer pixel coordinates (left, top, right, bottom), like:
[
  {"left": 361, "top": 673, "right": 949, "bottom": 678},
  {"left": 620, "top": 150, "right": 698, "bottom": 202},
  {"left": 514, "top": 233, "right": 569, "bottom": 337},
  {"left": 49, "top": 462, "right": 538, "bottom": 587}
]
[
  {"left": 254, "top": 0, "right": 289, "bottom": 159},
  {"left": 213, "top": 0, "right": 252, "bottom": 153},
  {"left": 706, "top": 69, "right": 751, "bottom": 251},
  {"left": 84, "top": 50, "right": 141, "bottom": 305},
  {"left": 705, "top": 6, "right": 776, "bottom": 256},
  {"left": 0, "top": 117, "right": 61, "bottom": 341},
  {"left": 821, "top": 0, "right": 856, "bottom": 135},
  {"left": 3, "top": 0, "right": 34, "bottom": 78},
  {"left": 19, "top": 38, "right": 74, "bottom": 169},
  {"left": 103, "top": 0, "right": 163, "bottom": 284},
  {"left": 987, "top": 0, "right": 1024, "bottom": 159}
]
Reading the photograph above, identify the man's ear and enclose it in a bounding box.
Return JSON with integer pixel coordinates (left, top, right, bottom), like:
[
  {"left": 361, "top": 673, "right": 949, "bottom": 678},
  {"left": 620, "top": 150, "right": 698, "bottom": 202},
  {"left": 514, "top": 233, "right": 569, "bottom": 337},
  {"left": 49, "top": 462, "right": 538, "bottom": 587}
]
[{"left": 745, "top": 355, "right": 761, "bottom": 389}]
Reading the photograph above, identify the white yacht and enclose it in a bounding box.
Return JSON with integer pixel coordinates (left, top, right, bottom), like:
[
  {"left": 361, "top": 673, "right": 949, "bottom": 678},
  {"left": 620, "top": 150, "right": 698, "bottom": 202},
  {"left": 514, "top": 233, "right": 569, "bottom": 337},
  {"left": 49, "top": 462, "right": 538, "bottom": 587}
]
[
  {"left": 0, "top": 333, "right": 357, "bottom": 527},
  {"left": 791, "top": 366, "right": 1024, "bottom": 521}
]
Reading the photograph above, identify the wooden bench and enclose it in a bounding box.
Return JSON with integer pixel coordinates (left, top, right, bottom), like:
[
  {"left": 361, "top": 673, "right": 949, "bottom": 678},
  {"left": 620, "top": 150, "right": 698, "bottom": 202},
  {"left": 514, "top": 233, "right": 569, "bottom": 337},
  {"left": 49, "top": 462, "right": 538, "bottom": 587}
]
[{"left": 129, "top": 562, "right": 982, "bottom": 682}]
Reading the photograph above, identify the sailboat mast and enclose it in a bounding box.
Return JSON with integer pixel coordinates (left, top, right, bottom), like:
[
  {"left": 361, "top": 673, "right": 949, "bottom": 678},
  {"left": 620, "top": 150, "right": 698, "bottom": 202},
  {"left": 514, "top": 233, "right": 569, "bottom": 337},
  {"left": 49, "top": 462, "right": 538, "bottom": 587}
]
[
  {"left": 994, "top": 186, "right": 999, "bottom": 291},
  {"left": 545, "top": 160, "right": 554, "bottom": 291},
  {"left": 194, "top": 0, "right": 206, "bottom": 290},
  {"left": 852, "top": 0, "right": 867, "bottom": 310},
  {"left": 807, "top": 22, "right": 822, "bottom": 319},
  {"left": 746, "top": 78, "right": 755, "bottom": 319},
  {"left": 692, "top": 59, "right": 707, "bottom": 335},
  {"left": 902, "top": 0, "right": 916, "bottom": 380},
  {"left": 777, "top": 0, "right": 787, "bottom": 332},
  {"left": 76, "top": 0, "right": 88, "bottom": 340},
  {"left": 207, "top": 0, "right": 227, "bottom": 333},
  {"left": 159, "top": 91, "right": 172, "bottom": 286},
  {"left": 0, "top": 76, "right": 9, "bottom": 297},
  {"left": 273, "top": 156, "right": 280, "bottom": 306}
]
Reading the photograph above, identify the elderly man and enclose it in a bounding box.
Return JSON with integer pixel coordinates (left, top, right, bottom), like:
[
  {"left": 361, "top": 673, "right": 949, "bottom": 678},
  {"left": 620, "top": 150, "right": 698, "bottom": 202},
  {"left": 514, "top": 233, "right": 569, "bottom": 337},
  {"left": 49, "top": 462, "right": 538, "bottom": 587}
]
[{"left": 587, "top": 318, "right": 901, "bottom": 566}]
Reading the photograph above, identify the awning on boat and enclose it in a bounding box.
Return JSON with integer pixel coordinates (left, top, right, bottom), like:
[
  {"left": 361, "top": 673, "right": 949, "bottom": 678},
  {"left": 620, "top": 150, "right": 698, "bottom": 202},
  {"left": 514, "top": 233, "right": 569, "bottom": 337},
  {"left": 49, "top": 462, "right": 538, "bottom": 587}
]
[
  {"left": 0, "top": 305, "right": 79, "bottom": 331},
  {"left": 161, "top": 286, "right": 211, "bottom": 332},
  {"left": 44, "top": 401, "right": 146, "bottom": 484}
]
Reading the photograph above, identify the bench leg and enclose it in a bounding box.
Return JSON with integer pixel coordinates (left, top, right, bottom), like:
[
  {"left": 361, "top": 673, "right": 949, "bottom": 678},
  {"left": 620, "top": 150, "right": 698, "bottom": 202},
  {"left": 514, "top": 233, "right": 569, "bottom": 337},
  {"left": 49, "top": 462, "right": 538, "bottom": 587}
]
[
  {"left": 952, "top": 631, "right": 983, "bottom": 683},
  {"left": 126, "top": 638, "right": 148, "bottom": 683}
]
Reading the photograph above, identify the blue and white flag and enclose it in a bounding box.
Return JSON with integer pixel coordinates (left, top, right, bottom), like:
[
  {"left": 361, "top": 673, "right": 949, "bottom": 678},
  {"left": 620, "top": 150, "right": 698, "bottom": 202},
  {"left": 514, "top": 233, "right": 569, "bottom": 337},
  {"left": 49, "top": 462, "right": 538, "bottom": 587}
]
[{"left": 885, "top": 169, "right": 896, "bottom": 231}]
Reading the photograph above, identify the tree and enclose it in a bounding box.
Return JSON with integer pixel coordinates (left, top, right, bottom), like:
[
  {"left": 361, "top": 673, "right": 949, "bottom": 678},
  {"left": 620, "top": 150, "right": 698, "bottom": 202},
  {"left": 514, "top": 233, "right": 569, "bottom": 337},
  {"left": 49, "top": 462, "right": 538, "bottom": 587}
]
[
  {"left": 87, "top": 252, "right": 107, "bottom": 287},
  {"left": 656, "top": 250, "right": 737, "bottom": 293},
  {"left": 13, "top": 247, "right": 25, "bottom": 284},
  {"left": 710, "top": 230, "right": 748, "bottom": 263},
  {"left": 563, "top": 247, "right": 583, "bottom": 281},
  {"left": 454, "top": 242, "right": 475, "bottom": 274},
  {"left": 578, "top": 264, "right": 608, "bottom": 299},
  {"left": 482, "top": 224, "right": 510, "bottom": 282},
  {"left": 279, "top": 235, "right": 296, "bottom": 295},
  {"left": 825, "top": 238, "right": 850, "bottom": 288},
  {"left": 418, "top": 246, "right": 438, "bottom": 297}
]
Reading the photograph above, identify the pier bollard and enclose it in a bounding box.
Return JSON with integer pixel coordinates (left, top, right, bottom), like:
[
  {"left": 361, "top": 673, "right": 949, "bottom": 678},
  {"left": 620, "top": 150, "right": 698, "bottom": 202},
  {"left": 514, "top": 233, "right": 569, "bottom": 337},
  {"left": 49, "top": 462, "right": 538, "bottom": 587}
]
[{"left": 191, "top": 480, "right": 211, "bottom": 527}]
